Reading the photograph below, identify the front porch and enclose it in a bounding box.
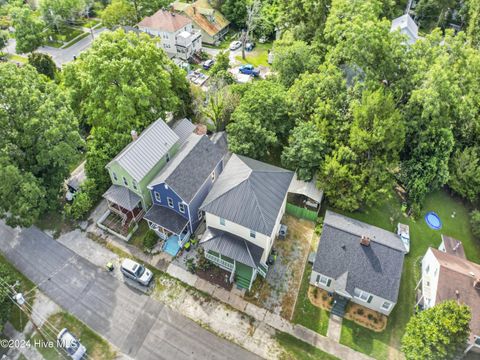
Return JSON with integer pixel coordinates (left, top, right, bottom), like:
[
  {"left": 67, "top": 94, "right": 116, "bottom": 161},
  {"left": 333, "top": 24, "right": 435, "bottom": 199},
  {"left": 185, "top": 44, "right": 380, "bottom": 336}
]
[
  {"left": 98, "top": 185, "right": 145, "bottom": 241},
  {"left": 144, "top": 205, "right": 191, "bottom": 256}
]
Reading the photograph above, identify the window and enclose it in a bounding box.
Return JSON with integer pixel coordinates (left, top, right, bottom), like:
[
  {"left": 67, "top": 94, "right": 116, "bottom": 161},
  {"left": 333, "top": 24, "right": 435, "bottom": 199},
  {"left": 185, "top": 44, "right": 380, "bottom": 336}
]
[
  {"left": 354, "top": 289, "right": 373, "bottom": 303},
  {"left": 425, "top": 265, "right": 430, "bottom": 274},
  {"left": 219, "top": 217, "right": 226, "bottom": 226},
  {"left": 211, "top": 171, "right": 215, "bottom": 181},
  {"left": 179, "top": 203, "right": 185, "bottom": 214},
  {"left": 167, "top": 197, "right": 174, "bottom": 208},
  {"left": 166, "top": 152, "right": 170, "bottom": 163},
  {"left": 154, "top": 191, "right": 161, "bottom": 202},
  {"left": 381, "top": 301, "right": 391, "bottom": 311},
  {"left": 112, "top": 172, "right": 118, "bottom": 181},
  {"left": 250, "top": 230, "right": 256, "bottom": 238},
  {"left": 198, "top": 210, "right": 203, "bottom": 220},
  {"left": 123, "top": 177, "right": 128, "bottom": 186},
  {"left": 316, "top": 274, "right": 331, "bottom": 287},
  {"left": 132, "top": 180, "right": 138, "bottom": 190}
]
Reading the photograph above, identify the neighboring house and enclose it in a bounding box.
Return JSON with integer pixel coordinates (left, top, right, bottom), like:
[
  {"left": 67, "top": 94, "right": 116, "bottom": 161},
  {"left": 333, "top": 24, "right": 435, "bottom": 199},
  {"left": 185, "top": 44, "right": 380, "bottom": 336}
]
[
  {"left": 391, "top": 14, "right": 419, "bottom": 45},
  {"left": 144, "top": 131, "right": 227, "bottom": 254},
  {"left": 199, "top": 155, "right": 294, "bottom": 290},
  {"left": 172, "top": 0, "right": 230, "bottom": 45},
  {"left": 418, "top": 236, "right": 480, "bottom": 355},
  {"left": 99, "top": 119, "right": 181, "bottom": 240},
  {"left": 311, "top": 211, "right": 406, "bottom": 317},
  {"left": 138, "top": 9, "right": 202, "bottom": 60}
]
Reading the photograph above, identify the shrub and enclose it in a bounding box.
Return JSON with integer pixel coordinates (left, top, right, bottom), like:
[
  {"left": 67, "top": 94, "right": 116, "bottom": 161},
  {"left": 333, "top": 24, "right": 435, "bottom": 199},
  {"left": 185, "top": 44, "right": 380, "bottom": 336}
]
[
  {"left": 65, "top": 191, "right": 93, "bottom": 220},
  {"left": 143, "top": 230, "right": 158, "bottom": 251},
  {"left": 196, "top": 247, "right": 212, "bottom": 271},
  {"left": 357, "top": 308, "right": 364, "bottom": 316},
  {"left": 470, "top": 210, "right": 480, "bottom": 239},
  {"left": 367, "top": 314, "right": 374, "bottom": 320}
]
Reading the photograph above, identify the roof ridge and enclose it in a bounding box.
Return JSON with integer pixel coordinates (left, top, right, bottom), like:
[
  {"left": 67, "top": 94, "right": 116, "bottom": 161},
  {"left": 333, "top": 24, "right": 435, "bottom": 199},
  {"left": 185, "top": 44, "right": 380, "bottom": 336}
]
[
  {"left": 245, "top": 178, "right": 270, "bottom": 234},
  {"left": 243, "top": 238, "right": 256, "bottom": 268},
  {"left": 200, "top": 169, "right": 251, "bottom": 209}
]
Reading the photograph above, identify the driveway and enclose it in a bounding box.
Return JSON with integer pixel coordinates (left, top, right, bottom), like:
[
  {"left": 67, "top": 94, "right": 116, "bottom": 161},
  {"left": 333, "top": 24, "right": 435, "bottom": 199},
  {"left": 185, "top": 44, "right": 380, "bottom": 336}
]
[
  {"left": 37, "top": 27, "right": 107, "bottom": 67},
  {"left": 0, "top": 221, "right": 260, "bottom": 360}
]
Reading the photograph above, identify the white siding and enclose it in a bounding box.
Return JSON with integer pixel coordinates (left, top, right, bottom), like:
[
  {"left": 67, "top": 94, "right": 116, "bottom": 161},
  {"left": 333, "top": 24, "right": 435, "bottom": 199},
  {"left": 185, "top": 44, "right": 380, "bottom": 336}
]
[{"left": 421, "top": 248, "right": 441, "bottom": 308}]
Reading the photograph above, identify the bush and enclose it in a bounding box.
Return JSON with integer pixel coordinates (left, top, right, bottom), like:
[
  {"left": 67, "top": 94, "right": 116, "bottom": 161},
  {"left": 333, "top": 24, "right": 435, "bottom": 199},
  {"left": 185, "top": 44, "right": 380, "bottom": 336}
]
[
  {"left": 470, "top": 210, "right": 480, "bottom": 239},
  {"left": 143, "top": 230, "right": 158, "bottom": 251},
  {"left": 65, "top": 191, "right": 93, "bottom": 220},
  {"left": 196, "top": 247, "right": 212, "bottom": 271},
  {"left": 357, "top": 308, "right": 364, "bottom": 316}
]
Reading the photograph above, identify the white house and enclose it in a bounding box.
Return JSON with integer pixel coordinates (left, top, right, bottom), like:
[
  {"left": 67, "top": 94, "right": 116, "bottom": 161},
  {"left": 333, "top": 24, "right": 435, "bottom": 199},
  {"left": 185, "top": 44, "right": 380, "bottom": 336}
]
[
  {"left": 417, "top": 236, "right": 480, "bottom": 355},
  {"left": 391, "top": 14, "right": 419, "bottom": 45},
  {"left": 310, "top": 211, "right": 407, "bottom": 317},
  {"left": 138, "top": 9, "right": 201, "bottom": 60},
  {"left": 199, "top": 154, "right": 294, "bottom": 290}
]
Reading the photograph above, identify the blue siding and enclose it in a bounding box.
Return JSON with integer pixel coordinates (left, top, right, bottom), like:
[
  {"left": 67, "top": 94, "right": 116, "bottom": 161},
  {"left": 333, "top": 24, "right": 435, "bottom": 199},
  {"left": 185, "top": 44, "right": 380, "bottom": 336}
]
[
  {"left": 150, "top": 183, "right": 189, "bottom": 232},
  {"left": 189, "top": 160, "right": 224, "bottom": 232},
  {"left": 148, "top": 158, "right": 224, "bottom": 234}
]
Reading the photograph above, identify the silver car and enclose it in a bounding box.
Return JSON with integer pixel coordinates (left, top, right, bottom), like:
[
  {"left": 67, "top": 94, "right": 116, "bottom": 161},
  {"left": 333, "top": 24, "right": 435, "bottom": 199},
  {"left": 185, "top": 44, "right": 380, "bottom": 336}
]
[
  {"left": 57, "top": 328, "right": 86, "bottom": 360},
  {"left": 120, "top": 259, "right": 153, "bottom": 286},
  {"left": 229, "top": 40, "right": 242, "bottom": 50}
]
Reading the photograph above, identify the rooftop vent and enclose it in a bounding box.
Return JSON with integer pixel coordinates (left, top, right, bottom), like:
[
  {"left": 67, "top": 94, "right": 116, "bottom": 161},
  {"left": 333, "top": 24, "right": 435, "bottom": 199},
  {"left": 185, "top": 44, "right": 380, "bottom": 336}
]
[
  {"left": 360, "top": 235, "right": 371, "bottom": 247},
  {"left": 131, "top": 130, "right": 138, "bottom": 141}
]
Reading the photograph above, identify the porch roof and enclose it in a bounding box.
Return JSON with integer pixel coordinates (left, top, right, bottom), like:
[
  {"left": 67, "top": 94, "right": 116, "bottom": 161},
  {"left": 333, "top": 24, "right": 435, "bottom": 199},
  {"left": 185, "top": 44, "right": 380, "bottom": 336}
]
[
  {"left": 200, "top": 227, "right": 263, "bottom": 268},
  {"left": 289, "top": 173, "right": 323, "bottom": 203},
  {"left": 144, "top": 205, "right": 189, "bottom": 234},
  {"left": 103, "top": 185, "right": 141, "bottom": 211}
]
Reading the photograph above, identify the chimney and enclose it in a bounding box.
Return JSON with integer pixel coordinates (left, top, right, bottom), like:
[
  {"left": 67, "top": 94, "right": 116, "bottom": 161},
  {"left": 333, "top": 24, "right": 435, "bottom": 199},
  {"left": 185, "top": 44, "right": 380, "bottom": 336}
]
[
  {"left": 474, "top": 279, "right": 480, "bottom": 290},
  {"left": 194, "top": 124, "right": 207, "bottom": 136},
  {"left": 360, "top": 235, "right": 371, "bottom": 247},
  {"left": 131, "top": 130, "right": 138, "bottom": 141},
  {"left": 193, "top": 6, "right": 196, "bottom": 14}
]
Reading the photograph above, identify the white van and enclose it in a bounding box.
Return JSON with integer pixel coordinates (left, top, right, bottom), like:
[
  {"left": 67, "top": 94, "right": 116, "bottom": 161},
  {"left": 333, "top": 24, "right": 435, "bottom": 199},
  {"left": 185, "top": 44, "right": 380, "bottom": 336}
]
[{"left": 120, "top": 259, "right": 153, "bottom": 286}]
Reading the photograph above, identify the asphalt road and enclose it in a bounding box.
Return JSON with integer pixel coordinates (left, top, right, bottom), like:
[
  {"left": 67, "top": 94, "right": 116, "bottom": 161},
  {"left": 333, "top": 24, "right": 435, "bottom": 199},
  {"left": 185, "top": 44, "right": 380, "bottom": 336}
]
[{"left": 0, "top": 222, "right": 261, "bottom": 360}]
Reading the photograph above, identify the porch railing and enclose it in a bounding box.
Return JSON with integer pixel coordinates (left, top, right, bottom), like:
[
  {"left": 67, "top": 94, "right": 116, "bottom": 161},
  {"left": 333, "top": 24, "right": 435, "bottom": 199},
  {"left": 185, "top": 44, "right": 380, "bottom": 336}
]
[
  {"left": 205, "top": 252, "right": 234, "bottom": 271},
  {"left": 178, "top": 231, "right": 191, "bottom": 247},
  {"left": 258, "top": 263, "right": 268, "bottom": 278}
]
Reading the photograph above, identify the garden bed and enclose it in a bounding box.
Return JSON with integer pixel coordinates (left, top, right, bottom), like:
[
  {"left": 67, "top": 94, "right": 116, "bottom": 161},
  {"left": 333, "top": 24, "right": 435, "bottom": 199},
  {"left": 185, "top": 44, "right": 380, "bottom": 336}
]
[
  {"left": 307, "top": 287, "right": 333, "bottom": 311},
  {"left": 344, "top": 302, "right": 387, "bottom": 332},
  {"left": 196, "top": 266, "right": 233, "bottom": 291}
]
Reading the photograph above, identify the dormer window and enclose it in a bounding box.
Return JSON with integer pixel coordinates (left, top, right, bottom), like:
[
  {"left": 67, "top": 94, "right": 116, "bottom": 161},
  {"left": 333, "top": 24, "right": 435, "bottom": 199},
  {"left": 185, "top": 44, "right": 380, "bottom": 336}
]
[
  {"left": 123, "top": 177, "right": 128, "bottom": 186},
  {"left": 112, "top": 172, "right": 118, "bottom": 181}
]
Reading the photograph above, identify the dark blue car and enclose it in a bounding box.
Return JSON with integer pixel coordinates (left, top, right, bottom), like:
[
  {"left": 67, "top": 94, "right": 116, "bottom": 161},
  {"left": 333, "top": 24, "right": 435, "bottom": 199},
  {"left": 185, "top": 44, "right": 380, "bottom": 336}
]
[{"left": 239, "top": 64, "right": 260, "bottom": 77}]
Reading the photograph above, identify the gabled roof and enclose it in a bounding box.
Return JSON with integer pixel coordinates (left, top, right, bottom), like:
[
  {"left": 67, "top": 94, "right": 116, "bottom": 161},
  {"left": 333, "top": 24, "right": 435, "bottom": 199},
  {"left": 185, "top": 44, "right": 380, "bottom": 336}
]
[
  {"left": 138, "top": 9, "right": 191, "bottom": 32},
  {"left": 430, "top": 248, "right": 480, "bottom": 341},
  {"left": 106, "top": 119, "right": 179, "bottom": 182},
  {"left": 149, "top": 133, "right": 226, "bottom": 203},
  {"left": 313, "top": 211, "right": 405, "bottom": 302},
  {"left": 441, "top": 235, "right": 466, "bottom": 259},
  {"left": 173, "top": 0, "right": 230, "bottom": 37},
  {"left": 391, "top": 14, "right": 418, "bottom": 44},
  {"left": 172, "top": 118, "right": 196, "bottom": 145},
  {"left": 200, "top": 227, "right": 263, "bottom": 268},
  {"left": 201, "top": 155, "right": 294, "bottom": 235}
]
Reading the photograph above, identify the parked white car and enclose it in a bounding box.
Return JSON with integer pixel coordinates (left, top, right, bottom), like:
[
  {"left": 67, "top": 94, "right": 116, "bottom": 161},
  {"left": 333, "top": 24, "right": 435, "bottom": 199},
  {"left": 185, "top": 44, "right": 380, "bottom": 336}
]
[
  {"left": 57, "top": 328, "right": 86, "bottom": 360},
  {"left": 229, "top": 40, "right": 242, "bottom": 50},
  {"left": 120, "top": 259, "right": 153, "bottom": 286}
]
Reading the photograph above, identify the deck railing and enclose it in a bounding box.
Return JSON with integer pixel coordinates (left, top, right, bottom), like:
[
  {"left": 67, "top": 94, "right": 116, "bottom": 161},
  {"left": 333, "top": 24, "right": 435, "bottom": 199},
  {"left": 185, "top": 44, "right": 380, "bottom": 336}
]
[{"left": 205, "top": 252, "right": 234, "bottom": 271}]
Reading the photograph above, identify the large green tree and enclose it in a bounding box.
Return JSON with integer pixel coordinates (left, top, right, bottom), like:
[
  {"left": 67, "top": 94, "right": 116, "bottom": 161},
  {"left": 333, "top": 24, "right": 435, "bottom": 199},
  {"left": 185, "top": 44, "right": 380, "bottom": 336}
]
[
  {"left": 28, "top": 52, "right": 57, "bottom": 79},
  {"left": 227, "top": 80, "right": 291, "bottom": 159},
  {"left": 101, "top": 0, "right": 136, "bottom": 29},
  {"left": 0, "top": 30, "right": 7, "bottom": 52},
  {"left": 0, "top": 263, "right": 18, "bottom": 333},
  {"left": 402, "top": 301, "right": 471, "bottom": 360},
  {"left": 448, "top": 147, "right": 480, "bottom": 202},
  {"left": 11, "top": 6, "right": 46, "bottom": 53},
  {"left": 221, "top": 0, "right": 247, "bottom": 28},
  {"left": 467, "top": 0, "right": 480, "bottom": 47},
  {"left": 40, "top": 0, "right": 87, "bottom": 30},
  {"left": 0, "top": 63, "right": 83, "bottom": 227}
]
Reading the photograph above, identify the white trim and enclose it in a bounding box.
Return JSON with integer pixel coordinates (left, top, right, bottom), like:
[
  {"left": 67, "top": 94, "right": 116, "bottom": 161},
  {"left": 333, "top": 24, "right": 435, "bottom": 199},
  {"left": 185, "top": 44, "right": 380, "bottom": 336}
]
[
  {"left": 179, "top": 203, "right": 186, "bottom": 214},
  {"left": 219, "top": 217, "right": 226, "bottom": 226},
  {"left": 167, "top": 197, "right": 174, "bottom": 208},
  {"left": 154, "top": 191, "right": 161, "bottom": 202},
  {"left": 198, "top": 209, "right": 203, "bottom": 220},
  {"left": 353, "top": 288, "right": 372, "bottom": 302},
  {"left": 381, "top": 301, "right": 392, "bottom": 311},
  {"left": 123, "top": 176, "right": 128, "bottom": 186}
]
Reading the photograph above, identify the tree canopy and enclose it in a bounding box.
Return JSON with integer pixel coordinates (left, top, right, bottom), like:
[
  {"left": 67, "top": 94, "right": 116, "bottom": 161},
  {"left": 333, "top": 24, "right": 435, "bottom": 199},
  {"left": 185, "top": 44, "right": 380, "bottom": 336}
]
[
  {"left": 11, "top": 6, "right": 46, "bottom": 53},
  {"left": 402, "top": 301, "right": 471, "bottom": 360},
  {"left": 101, "top": 0, "right": 136, "bottom": 29},
  {"left": 28, "top": 52, "right": 57, "bottom": 79},
  {"left": 0, "top": 63, "right": 83, "bottom": 227}
]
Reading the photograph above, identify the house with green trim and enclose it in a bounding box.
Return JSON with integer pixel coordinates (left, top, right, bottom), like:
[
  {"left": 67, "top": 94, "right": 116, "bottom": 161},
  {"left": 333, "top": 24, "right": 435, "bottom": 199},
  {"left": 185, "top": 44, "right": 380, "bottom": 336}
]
[
  {"left": 98, "top": 118, "right": 195, "bottom": 240},
  {"left": 199, "top": 154, "right": 294, "bottom": 290}
]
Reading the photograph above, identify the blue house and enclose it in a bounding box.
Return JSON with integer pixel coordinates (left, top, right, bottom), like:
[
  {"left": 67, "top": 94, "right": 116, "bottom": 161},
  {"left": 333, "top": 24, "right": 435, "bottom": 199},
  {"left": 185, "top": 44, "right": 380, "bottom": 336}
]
[{"left": 144, "top": 132, "right": 226, "bottom": 255}]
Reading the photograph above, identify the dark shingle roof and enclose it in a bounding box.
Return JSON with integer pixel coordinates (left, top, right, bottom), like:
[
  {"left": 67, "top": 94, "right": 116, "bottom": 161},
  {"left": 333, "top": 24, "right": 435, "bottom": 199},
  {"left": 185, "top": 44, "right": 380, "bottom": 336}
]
[
  {"left": 201, "top": 155, "right": 294, "bottom": 235},
  {"left": 144, "top": 205, "right": 189, "bottom": 234},
  {"left": 313, "top": 211, "right": 405, "bottom": 302},
  {"left": 200, "top": 227, "right": 263, "bottom": 268},
  {"left": 149, "top": 134, "right": 226, "bottom": 203}
]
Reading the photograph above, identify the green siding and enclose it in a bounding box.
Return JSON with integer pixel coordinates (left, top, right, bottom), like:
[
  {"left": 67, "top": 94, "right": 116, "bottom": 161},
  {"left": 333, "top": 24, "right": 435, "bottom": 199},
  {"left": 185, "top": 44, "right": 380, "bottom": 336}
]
[{"left": 106, "top": 142, "right": 180, "bottom": 208}]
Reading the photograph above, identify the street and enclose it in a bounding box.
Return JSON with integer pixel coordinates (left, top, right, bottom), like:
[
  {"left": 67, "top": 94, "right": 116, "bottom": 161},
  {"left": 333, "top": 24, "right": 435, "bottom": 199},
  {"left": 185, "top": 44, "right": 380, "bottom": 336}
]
[{"left": 0, "top": 222, "right": 261, "bottom": 360}]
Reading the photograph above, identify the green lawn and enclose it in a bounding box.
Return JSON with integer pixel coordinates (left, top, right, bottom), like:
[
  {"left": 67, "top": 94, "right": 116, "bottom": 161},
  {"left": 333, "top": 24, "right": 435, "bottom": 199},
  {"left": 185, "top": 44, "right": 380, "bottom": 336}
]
[
  {"left": 292, "top": 263, "right": 329, "bottom": 336},
  {"left": 337, "top": 189, "right": 480, "bottom": 359},
  {"left": 63, "top": 32, "right": 90, "bottom": 48},
  {"left": 46, "top": 26, "right": 84, "bottom": 48},
  {"left": 235, "top": 43, "right": 272, "bottom": 67},
  {"left": 276, "top": 331, "right": 339, "bottom": 360},
  {"left": 128, "top": 220, "right": 151, "bottom": 251},
  {"left": 6, "top": 54, "right": 27, "bottom": 64},
  {"left": 32, "top": 312, "right": 116, "bottom": 360}
]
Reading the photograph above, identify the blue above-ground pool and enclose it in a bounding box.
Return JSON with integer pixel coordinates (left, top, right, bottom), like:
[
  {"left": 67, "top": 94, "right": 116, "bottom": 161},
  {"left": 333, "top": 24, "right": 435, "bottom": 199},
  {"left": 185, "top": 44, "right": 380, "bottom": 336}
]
[
  {"left": 425, "top": 211, "right": 442, "bottom": 230},
  {"left": 163, "top": 235, "right": 181, "bottom": 256}
]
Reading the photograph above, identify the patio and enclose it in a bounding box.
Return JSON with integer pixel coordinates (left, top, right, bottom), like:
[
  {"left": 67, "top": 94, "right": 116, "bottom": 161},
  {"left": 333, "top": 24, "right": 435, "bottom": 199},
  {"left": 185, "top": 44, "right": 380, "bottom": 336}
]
[{"left": 244, "top": 214, "right": 315, "bottom": 319}]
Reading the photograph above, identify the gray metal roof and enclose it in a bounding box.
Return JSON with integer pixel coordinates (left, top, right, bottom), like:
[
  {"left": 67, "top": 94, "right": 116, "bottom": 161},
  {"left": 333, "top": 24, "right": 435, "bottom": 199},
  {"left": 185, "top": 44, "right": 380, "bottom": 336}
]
[
  {"left": 172, "top": 118, "right": 196, "bottom": 145},
  {"left": 391, "top": 14, "right": 418, "bottom": 44},
  {"left": 144, "top": 205, "right": 189, "bottom": 234},
  {"left": 201, "top": 155, "right": 294, "bottom": 235},
  {"left": 149, "top": 134, "right": 226, "bottom": 203},
  {"left": 102, "top": 185, "right": 142, "bottom": 211},
  {"left": 313, "top": 211, "right": 405, "bottom": 302},
  {"left": 200, "top": 227, "right": 263, "bottom": 268},
  {"left": 106, "top": 119, "right": 179, "bottom": 182},
  {"left": 289, "top": 173, "right": 323, "bottom": 203}
]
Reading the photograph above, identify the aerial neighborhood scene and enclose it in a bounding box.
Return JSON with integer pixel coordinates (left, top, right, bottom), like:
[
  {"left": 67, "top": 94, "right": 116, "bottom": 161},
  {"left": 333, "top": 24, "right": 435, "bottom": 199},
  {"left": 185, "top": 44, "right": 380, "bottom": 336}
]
[{"left": 1, "top": 0, "right": 480, "bottom": 359}]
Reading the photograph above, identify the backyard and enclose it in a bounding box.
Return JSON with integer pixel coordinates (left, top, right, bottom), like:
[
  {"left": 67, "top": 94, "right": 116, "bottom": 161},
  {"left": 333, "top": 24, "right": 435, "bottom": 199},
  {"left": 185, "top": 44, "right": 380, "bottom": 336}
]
[
  {"left": 234, "top": 42, "right": 272, "bottom": 67},
  {"left": 337, "top": 189, "right": 480, "bottom": 359}
]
